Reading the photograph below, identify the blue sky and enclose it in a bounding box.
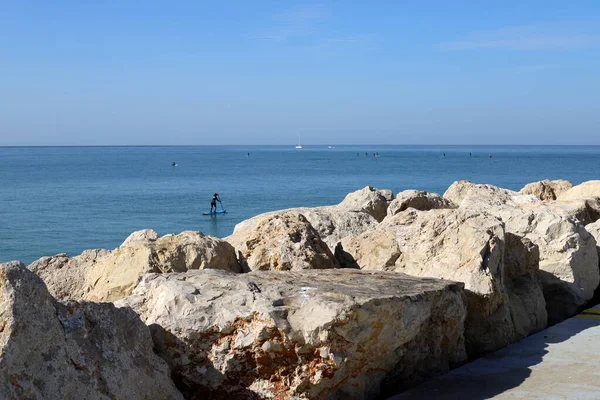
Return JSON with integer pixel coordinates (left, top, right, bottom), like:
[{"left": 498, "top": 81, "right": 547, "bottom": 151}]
[{"left": 1, "top": 1, "right": 599, "bottom": 145}]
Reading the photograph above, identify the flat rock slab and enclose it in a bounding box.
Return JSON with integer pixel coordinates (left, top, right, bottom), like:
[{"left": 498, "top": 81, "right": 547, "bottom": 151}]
[
  {"left": 118, "top": 269, "right": 467, "bottom": 399},
  {"left": 390, "top": 304, "right": 600, "bottom": 400}
]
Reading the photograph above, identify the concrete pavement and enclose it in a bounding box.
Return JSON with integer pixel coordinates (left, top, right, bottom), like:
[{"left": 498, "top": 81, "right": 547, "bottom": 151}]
[{"left": 389, "top": 305, "right": 600, "bottom": 400}]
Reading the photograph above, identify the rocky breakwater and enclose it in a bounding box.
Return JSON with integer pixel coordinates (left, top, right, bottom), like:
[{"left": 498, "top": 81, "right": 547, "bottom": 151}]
[
  {"left": 29, "top": 229, "right": 241, "bottom": 302},
  {"left": 116, "top": 269, "right": 467, "bottom": 400},
  {"left": 18, "top": 180, "right": 600, "bottom": 399},
  {"left": 0, "top": 261, "right": 182, "bottom": 400}
]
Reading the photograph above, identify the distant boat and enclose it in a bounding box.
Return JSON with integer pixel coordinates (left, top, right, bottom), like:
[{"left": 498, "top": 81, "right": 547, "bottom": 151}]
[
  {"left": 295, "top": 135, "right": 303, "bottom": 149},
  {"left": 328, "top": 145, "right": 335, "bottom": 148}
]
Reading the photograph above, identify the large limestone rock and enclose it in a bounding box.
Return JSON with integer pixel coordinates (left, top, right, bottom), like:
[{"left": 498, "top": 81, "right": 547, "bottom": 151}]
[
  {"left": 554, "top": 181, "right": 600, "bottom": 222},
  {"left": 120, "top": 228, "right": 160, "bottom": 247},
  {"left": 29, "top": 249, "right": 110, "bottom": 301},
  {"left": 495, "top": 204, "right": 598, "bottom": 323},
  {"left": 520, "top": 179, "right": 573, "bottom": 201},
  {"left": 559, "top": 180, "right": 600, "bottom": 201},
  {"left": 229, "top": 186, "right": 392, "bottom": 253},
  {"left": 503, "top": 233, "right": 547, "bottom": 338},
  {"left": 386, "top": 190, "right": 456, "bottom": 217},
  {"left": 338, "top": 185, "right": 394, "bottom": 221},
  {"left": 0, "top": 261, "right": 182, "bottom": 400},
  {"left": 585, "top": 220, "right": 600, "bottom": 255},
  {"left": 298, "top": 207, "right": 379, "bottom": 251},
  {"left": 338, "top": 209, "right": 530, "bottom": 357},
  {"left": 116, "top": 269, "right": 467, "bottom": 400},
  {"left": 231, "top": 206, "right": 378, "bottom": 255},
  {"left": 226, "top": 212, "right": 339, "bottom": 271},
  {"left": 444, "top": 180, "right": 538, "bottom": 210},
  {"left": 30, "top": 230, "right": 241, "bottom": 302},
  {"left": 444, "top": 180, "right": 599, "bottom": 324}
]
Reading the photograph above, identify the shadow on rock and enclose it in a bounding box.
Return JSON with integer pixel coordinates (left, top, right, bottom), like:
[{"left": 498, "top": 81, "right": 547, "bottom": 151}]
[{"left": 334, "top": 242, "right": 360, "bottom": 268}]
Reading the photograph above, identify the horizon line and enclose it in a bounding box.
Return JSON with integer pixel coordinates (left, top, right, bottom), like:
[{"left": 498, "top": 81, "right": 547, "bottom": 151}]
[{"left": 1, "top": 144, "right": 599, "bottom": 148}]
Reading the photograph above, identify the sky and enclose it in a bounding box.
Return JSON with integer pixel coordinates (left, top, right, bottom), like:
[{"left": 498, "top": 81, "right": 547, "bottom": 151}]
[{"left": 1, "top": 1, "right": 600, "bottom": 145}]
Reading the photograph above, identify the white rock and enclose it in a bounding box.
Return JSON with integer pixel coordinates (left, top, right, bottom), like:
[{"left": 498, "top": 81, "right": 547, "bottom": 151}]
[
  {"left": 444, "top": 180, "right": 599, "bottom": 324},
  {"left": 386, "top": 190, "right": 456, "bottom": 218},
  {"left": 0, "top": 261, "right": 182, "bottom": 400},
  {"left": 519, "top": 179, "right": 573, "bottom": 201},
  {"left": 30, "top": 230, "right": 241, "bottom": 302},
  {"left": 338, "top": 208, "right": 532, "bottom": 357},
  {"left": 226, "top": 212, "right": 339, "bottom": 271},
  {"left": 117, "top": 269, "right": 467, "bottom": 399}
]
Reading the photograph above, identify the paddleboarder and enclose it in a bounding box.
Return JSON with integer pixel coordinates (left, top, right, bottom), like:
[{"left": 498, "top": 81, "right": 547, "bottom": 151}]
[{"left": 210, "top": 193, "right": 222, "bottom": 213}]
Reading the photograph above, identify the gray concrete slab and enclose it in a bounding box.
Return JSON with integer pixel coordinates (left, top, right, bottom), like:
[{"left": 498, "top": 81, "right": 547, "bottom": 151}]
[{"left": 389, "top": 305, "right": 600, "bottom": 400}]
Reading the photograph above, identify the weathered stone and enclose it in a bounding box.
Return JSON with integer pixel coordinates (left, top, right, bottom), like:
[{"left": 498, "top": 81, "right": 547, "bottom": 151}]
[
  {"left": 338, "top": 209, "right": 520, "bottom": 357},
  {"left": 120, "top": 228, "right": 159, "bottom": 247},
  {"left": 231, "top": 206, "right": 378, "bottom": 255},
  {"left": 299, "top": 207, "right": 379, "bottom": 252},
  {"left": 338, "top": 185, "right": 394, "bottom": 221},
  {"left": 116, "top": 269, "right": 467, "bottom": 400},
  {"left": 30, "top": 230, "right": 241, "bottom": 302},
  {"left": 444, "top": 180, "right": 538, "bottom": 210},
  {"left": 29, "top": 249, "right": 110, "bottom": 301},
  {"left": 555, "top": 180, "right": 600, "bottom": 222},
  {"left": 584, "top": 220, "right": 600, "bottom": 302},
  {"left": 585, "top": 220, "right": 600, "bottom": 256},
  {"left": 540, "top": 198, "right": 600, "bottom": 225},
  {"left": 519, "top": 179, "right": 573, "bottom": 201},
  {"left": 503, "top": 233, "right": 547, "bottom": 339},
  {"left": 229, "top": 186, "right": 392, "bottom": 254},
  {"left": 226, "top": 212, "right": 339, "bottom": 271},
  {"left": 444, "top": 180, "right": 599, "bottom": 324},
  {"left": 386, "top": 190, "right": 456, "bottom": 217},
  {"left": 559, "top": 180, "right": 600, "bottom": 201},
  {"left": 0, "top": 261, "right": 182, "bottom": 400}
]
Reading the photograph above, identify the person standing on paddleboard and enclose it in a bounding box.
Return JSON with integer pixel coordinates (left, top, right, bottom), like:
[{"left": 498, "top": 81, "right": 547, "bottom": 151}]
[{"left": 210, "top": 193, "right": 222, "bottom": 213}]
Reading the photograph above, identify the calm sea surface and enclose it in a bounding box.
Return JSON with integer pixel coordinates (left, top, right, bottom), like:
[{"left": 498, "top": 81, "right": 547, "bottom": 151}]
[{"left": 2, "top": 145, "right": 600, "bottom": 264}]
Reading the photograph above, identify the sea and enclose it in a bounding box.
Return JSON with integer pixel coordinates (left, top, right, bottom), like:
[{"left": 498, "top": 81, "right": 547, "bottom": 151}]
[{"left": 2, "top": 145, "right": 600, "bottom": 264}]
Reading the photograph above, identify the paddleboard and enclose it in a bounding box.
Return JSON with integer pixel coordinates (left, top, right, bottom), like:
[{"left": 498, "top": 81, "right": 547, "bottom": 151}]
[{"left": 203, "top": 210, "right": 227, "bottom": 215}]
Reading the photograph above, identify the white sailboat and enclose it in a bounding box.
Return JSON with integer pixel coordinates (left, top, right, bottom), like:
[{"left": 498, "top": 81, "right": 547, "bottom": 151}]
[{"left": 295, "top": 134, "right": 303, "bottom": 149}]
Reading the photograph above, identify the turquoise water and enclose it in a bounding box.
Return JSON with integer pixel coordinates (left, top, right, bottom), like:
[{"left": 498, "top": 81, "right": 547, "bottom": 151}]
[{"left": 2, "top": 145, "right": 600, "bottom": 264}]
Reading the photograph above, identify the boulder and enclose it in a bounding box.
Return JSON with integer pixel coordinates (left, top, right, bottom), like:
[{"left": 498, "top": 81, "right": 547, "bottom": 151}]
[
  {"left": 120, "top": 228, "right": 159, "bottom": 247},
  {"left": 539, "top": 197, "right": 600, "bottom": 225},
  {"left": 338, "top": 209, "right": 524, "bottom": 357},
  {"left": 559, "top": 180, "right": 600, "bottom": 201},
  {"left": 0, "top": 261, "right": 182, "bottom": 400},
  {"left": 585, "top": 220, "right": 600, "bottom": 255},
  {"left": 444, "top": 180, "right": 538, "bottom": 210},
  {"left": 29, "top": 249, "right": 110, "bottom": 301},
  {"left": 337, "top": 185, "right": 394, "bottom": 221},
  {"left": 229, "top": 186, "right": 392, "bottom": 254},
  {"left": 444, "top": 180, "right": 599, "bottom": 324},
  {"left": 503, "top": 233, "right": 547, "bottom": 338},
  {"left": 226, "top": 212, "right": 339, "bottom": 271},
  {"left": 519, "top": 179, "right": 573, "bottom": 201},
  {"left": 30, "top": 230, "right": 241, "bottom": 302},
  {"left": 554, "top": 180, "right": 600, "bottom": 222},
  {"left": 231, "top": 207, "right": 378, "bottom": 255},
  {"left": 584, "top": 220, "right": 600, "bottom": 305},
  {"left": 387, "top": 190, "right": 456, "bottom": 217},
  {"left": 299, "top": 207, "right": 379, "bottom": 251},
  {"left": 116, "top": 269, "right": 467, "bottom": 400}
]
